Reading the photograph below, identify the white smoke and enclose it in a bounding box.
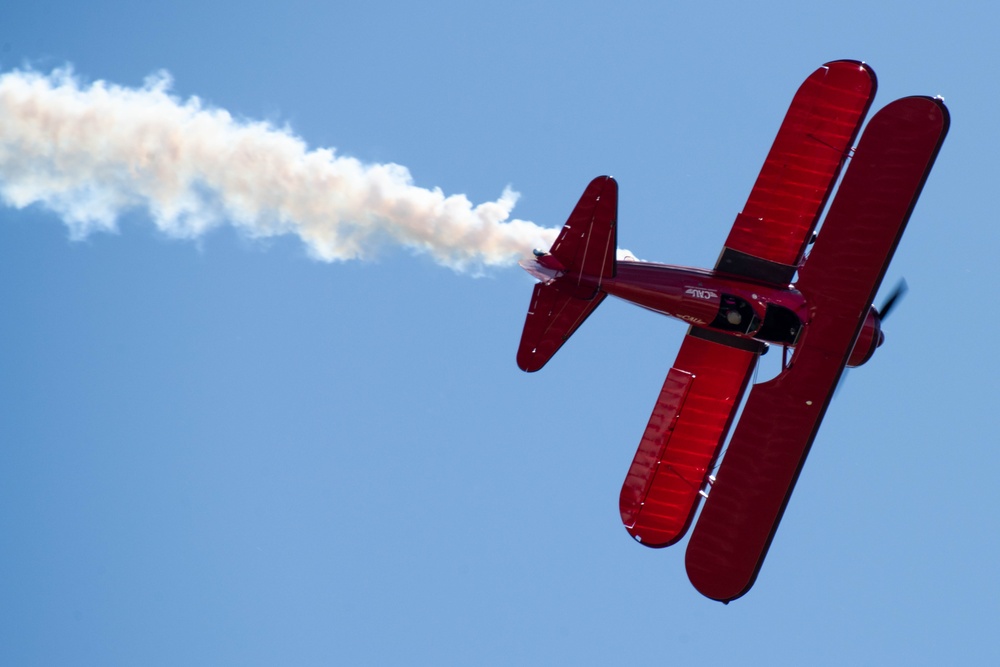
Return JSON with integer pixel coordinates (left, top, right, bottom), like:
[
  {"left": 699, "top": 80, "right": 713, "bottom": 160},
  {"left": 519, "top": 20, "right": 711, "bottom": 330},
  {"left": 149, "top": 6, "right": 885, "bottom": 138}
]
[{"left": 0, "top": 67, "right": 559, "bottom": 271}]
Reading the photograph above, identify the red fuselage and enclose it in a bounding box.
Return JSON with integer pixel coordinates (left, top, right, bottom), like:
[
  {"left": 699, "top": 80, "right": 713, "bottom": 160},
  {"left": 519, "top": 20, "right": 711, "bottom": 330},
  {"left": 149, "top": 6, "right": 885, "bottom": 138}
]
[
  {"left": 599, "top": 260, "right": 808, "bottom": 346},
  {"left": 522, "top": 253, "right": 882, "bottom": 365}
]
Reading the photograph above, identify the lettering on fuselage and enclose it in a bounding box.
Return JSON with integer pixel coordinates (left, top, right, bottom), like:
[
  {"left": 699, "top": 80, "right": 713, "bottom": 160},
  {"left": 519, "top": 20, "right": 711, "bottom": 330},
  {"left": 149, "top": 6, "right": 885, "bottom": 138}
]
[
  {"left": 679, "top": 314, "right": 707, "bottom": 325},
  {"left": 684, "top": 287, "right": 718, "bottom": 301}
]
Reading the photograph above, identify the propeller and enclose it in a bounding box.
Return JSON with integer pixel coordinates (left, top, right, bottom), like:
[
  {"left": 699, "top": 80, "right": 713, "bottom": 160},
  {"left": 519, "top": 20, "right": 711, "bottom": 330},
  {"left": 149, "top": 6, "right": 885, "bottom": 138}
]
[
  {"left": 878, "top": 278, "right": 908, "bottom": 321},
  {"left": 835, "top": 278, "right": 908, "bottom": 398}
]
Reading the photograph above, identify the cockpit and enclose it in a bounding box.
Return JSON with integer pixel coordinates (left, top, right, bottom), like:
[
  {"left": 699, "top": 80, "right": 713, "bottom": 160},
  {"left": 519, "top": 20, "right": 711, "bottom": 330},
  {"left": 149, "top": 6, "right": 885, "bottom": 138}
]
[{"left": 711, "top": 294, "right": 802, "bottom": 345}]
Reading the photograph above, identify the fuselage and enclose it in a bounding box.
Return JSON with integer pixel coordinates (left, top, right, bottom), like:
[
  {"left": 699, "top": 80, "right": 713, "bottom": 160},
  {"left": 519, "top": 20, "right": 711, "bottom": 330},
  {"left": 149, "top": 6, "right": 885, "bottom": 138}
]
[
  {"left": 521, "top": 254, "right": 881, "bottom": 363},
  {"left": 601, "top": 259, "right": 808, "bottom": 346}
]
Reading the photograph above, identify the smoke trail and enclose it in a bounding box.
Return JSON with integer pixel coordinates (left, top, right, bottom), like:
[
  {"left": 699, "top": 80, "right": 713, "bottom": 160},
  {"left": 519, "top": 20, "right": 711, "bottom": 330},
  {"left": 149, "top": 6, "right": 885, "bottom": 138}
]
[{"left": 0, "top": 67, "right": 559, "bottom": 271}]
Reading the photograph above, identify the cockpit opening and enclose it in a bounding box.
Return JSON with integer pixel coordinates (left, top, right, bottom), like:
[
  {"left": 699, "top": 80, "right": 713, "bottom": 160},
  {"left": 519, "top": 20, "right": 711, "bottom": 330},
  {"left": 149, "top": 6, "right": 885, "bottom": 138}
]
[{"left": 757, "top": 304, "right": 802, "bottom": 344}]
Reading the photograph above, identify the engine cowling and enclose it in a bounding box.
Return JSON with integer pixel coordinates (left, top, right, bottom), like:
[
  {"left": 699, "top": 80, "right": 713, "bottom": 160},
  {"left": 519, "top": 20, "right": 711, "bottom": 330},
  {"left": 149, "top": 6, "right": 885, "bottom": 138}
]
[{"left": 846, "top": 306, "right": 884, "bottom": 368}]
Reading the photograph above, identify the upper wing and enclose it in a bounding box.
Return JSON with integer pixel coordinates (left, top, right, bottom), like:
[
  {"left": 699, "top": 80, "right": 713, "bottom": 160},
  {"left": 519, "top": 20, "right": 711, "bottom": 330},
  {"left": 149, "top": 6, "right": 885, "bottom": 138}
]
[
  {"left": 619, "top": 329, "right": 761, "bottom": 547},
  {"left": 715, "top": 60, "right": 876, "bottom": 285},
  {"left": 686, "top": 96, "right": 950, "bottom": 602}
]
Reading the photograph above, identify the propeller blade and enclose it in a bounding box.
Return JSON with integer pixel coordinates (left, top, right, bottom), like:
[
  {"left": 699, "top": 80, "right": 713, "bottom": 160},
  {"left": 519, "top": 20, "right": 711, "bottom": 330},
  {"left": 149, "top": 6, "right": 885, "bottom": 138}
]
[{"left": 878, "top": 279, "right": 908, "bottom": 320}]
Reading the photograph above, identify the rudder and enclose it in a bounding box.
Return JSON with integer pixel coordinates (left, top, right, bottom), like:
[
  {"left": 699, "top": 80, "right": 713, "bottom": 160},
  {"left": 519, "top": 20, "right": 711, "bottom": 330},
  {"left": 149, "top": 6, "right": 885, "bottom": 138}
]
[{"left": 547, "top": 175, "right": 618, "bottom": 283}]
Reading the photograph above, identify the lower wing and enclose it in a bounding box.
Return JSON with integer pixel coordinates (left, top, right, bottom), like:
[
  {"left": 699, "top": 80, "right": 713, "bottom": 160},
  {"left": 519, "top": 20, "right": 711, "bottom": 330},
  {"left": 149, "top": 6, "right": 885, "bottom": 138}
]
[{"left": 619, "top": 328, "right": 761, "bottom": 547}]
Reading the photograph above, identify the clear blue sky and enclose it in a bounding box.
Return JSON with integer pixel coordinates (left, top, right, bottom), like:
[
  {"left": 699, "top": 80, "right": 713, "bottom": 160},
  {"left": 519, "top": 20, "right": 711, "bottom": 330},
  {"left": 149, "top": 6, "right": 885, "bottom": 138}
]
[{"left": 1, "top": 1, "right": 997, "bottom": 664}]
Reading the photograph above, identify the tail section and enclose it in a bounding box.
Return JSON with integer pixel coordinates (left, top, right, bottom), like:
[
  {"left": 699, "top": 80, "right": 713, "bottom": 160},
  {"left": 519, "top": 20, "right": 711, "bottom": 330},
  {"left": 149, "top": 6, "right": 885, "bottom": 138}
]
[
  {"left": 516, "top": 176, "right": 618, "bottom": 372},
  {"left": 546, "top": 176, "right": 619, "bottom": 283}
]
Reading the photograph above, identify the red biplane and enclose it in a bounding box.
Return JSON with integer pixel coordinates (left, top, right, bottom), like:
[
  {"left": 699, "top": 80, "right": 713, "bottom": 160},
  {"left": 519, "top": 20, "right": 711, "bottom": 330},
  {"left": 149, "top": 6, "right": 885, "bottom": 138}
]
[{"left": 516, "top": 61, "right": 948, "bottom": 602}]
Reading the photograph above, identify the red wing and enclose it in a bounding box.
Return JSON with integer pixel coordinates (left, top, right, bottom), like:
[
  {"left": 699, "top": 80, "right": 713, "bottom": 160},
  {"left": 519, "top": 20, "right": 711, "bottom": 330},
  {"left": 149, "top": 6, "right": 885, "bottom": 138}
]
[
  {"left": 619, "top": 329, "right": 761, "bottom": 547},
  {"left": 715, "top": 60, "right": 876, "bottom": 285},
  {"left": 686, "top": 96, "right": 949, "bottom": 602}
]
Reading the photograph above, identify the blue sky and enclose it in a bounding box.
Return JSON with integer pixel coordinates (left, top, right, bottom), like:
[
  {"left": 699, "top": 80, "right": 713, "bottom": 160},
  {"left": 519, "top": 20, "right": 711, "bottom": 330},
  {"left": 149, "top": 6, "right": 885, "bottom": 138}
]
[{"left": 1, "top": 1, "right": 998, "bottom": 664}]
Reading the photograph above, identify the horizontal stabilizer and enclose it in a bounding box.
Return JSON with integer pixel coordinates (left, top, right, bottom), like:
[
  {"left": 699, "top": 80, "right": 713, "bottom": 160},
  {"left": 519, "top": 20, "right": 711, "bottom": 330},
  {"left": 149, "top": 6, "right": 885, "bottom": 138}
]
[{"left": 516, "top": 279, "right": 606, "bottom": 372}]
